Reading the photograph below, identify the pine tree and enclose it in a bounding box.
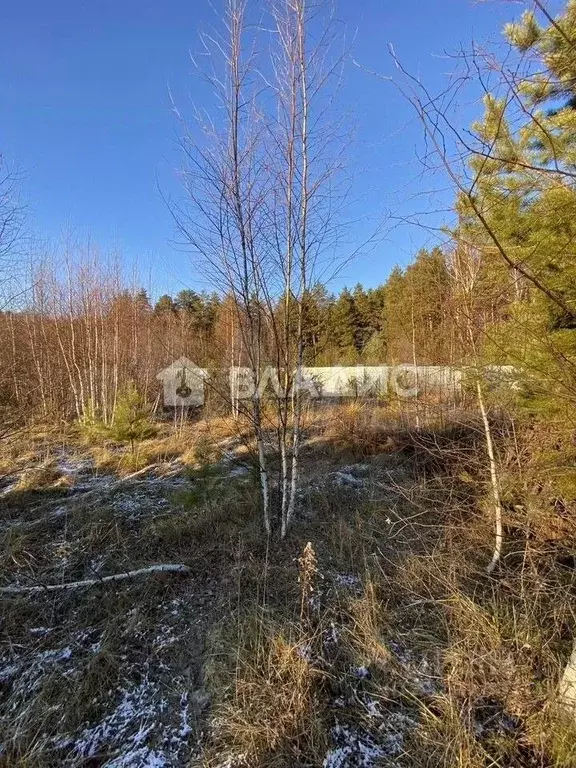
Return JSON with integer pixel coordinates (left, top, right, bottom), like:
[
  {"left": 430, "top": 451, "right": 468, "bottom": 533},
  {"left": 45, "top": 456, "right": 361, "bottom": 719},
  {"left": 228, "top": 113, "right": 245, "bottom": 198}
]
[
  {"left": 382, "top": 266, "right": 411, "bottom": 363},
  {"left": 301, "top": 285, "right": 331, "bottom": 364},
  {"left": 329, "top": 288, "right": 360, "bottom": 363},
  {"left": 108, "top": 383, "right": 157, "bottom": 453},
  {"left": 453, "top": 2, "right": 576, "bottom": 414},
  {"left": 404, "top": 248, "right": 451, "bottom": 363},
  {"left": 154, "top": 294, "right": 177, "bottom": 314}
]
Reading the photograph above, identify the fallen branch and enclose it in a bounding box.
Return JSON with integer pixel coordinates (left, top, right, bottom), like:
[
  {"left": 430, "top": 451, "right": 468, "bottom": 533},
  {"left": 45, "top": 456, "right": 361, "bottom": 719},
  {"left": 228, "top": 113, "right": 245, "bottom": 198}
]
[{"left": 0, "top": 564, "right": 191, "bottom": 595}]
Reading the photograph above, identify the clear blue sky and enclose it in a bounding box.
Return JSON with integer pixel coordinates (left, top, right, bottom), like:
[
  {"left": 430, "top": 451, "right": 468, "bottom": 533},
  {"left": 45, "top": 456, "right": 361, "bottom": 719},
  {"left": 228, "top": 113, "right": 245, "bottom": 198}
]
[{"left": 1, "top": 0, "right": 523, "bottom": 299}]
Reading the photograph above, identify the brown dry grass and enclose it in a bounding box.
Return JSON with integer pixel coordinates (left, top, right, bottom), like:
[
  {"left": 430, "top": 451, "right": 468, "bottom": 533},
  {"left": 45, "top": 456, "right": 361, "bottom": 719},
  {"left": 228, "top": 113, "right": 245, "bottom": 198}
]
[
  {"left": 205, "top": 616, "right": 327, "bottom": 767},
  {"left": 14, "top": 459, "right": 71, "bottom": 491},
  {"left": 386, "top": 424, "right": 576, "bottom": 768},
  {"left": 199, "top": 410, "right": 576, "bottom": 767},
  {"left": 86, "top": 414, "right": 255, "bottom": 475},
  {"left": 2, "top": 407, "right": 576, "bottom": 767},
  {"left": 316, "top": 402, "right": 399, "bottom": 458}
]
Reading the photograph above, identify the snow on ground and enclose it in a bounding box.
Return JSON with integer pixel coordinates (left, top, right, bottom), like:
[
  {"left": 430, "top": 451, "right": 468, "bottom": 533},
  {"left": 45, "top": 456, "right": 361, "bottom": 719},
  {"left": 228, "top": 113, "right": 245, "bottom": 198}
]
[
  {"left": 1, "top": 442, "right": 435, "bottom": 767},
  {"left": 333, "top": 573, "right": 361, "bottom": 589},
  {"left": 0, "top": 444, "right": 214, "bottom": 765},
  {"left": 322, "top": 696, "right": 419, "bottom": 767},
  {"left": 329, "top": 464, "right": 372, "bottom": 489},
  {"left": 0, "top": 598, "right": 204, "bottom": 766},
  {"left": 56, "top": 672, "right": 193, "bottom": 767},
  {"left": 323, "top": 724, "right": 387, "bottom": 768},
  {"left": 388, "top": 641, "right": 441, "bottom": 697}
]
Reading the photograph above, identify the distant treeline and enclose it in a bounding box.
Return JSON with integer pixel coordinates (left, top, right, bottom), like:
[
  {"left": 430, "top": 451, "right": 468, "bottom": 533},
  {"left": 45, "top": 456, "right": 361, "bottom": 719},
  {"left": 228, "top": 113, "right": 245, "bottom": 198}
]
[
  {"left": 0, "top": 236, "right": 530, "bottom": 424},
  {"left": 151, "top": 247, "right": 459, "bottom": 367},
  {"left": 0, "top": 239, "right": 523, "bottom": 424}
]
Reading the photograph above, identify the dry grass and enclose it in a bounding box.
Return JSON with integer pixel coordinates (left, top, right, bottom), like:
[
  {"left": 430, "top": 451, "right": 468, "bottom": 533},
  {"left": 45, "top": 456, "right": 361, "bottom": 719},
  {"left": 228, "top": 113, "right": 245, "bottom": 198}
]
[
  {"left": 383, "top": 418, "right": 576, "bottom": 767},
  {"left": 346, "top": 577, "right": 390, "bottom": 670},
  {"left": 14, "top": 458, "right": 71, "bottom": 491},
  {"left": 0, "top": 425, "right": 75, "bottom": 475},
  {"left": 202, "top": 538, "right": 330, "bottom": 767},
  {"left": 205, "top": 615, "right": 327, "bottom": 767},
  {"left": 2, "top": 408, "right": 576, "bottom": 766},
  {"left": 84, "top": 415, "right": 255, "bottom": 475},
  {"left": 318, "top": 402, "right": 399, "bottom": 459}
]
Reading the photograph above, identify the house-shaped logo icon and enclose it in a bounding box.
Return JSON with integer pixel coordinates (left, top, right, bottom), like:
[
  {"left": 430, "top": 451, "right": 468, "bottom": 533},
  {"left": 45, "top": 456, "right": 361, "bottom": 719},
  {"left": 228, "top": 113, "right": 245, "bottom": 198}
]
[{"left": 156, "top": 358, "right": 209, "bottom": 407}]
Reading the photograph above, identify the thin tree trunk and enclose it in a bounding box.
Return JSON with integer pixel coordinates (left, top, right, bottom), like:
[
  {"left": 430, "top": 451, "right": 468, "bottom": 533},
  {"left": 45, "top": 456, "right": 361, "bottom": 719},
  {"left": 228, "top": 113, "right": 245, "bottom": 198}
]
[
  {"left": 477, "top": 378, "right": 503, "bottom": 573},
  {"left": 411, "top": 298, "right": 420, "bottom": 429},
  {"left": 559, "top": 640, "right": 576, "bottom": 711},
  {"left": 254, "top": 398, "right": 271, "bottom": 536}
]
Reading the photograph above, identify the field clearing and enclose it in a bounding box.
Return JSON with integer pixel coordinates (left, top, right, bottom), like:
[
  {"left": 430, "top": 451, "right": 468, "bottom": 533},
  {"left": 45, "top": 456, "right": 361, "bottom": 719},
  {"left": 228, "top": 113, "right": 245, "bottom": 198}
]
[{"left": 1, "top": 405, "right": 574, "bottom": 767}]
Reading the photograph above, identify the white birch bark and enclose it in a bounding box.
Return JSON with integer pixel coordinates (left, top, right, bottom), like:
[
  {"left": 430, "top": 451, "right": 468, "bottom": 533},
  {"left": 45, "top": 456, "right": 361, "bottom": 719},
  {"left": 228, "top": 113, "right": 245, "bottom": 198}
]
[
  {"left": 477, "top": 377, "right": 503, "bottom": 573},
  {"left": 1, "top": 564, "right": 191, "bottom": 595}
]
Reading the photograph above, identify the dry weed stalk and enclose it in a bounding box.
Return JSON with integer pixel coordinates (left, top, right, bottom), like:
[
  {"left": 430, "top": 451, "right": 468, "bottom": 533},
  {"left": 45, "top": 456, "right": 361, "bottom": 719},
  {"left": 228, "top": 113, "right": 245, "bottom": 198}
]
[{"left": 298, "top": 541, "right": 319, "bottom": 626}]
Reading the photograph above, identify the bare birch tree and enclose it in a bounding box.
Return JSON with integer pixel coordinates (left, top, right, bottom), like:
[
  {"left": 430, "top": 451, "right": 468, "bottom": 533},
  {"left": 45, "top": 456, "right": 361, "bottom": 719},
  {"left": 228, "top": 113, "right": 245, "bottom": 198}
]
[
  {"left": 0, "top": 155, "right": 27, "bottom": 314},
  {"left": 268, "top": 0, "right": 346, "bottom": 537},
  {"left": 173, "top": 0, "right": 273, "bottom": 532},
  {"left": 449, "top": 243, "right": 504, "bottom": 572},
  {"left": 173, "top": 0, "right": 347, "bottom": 536}
]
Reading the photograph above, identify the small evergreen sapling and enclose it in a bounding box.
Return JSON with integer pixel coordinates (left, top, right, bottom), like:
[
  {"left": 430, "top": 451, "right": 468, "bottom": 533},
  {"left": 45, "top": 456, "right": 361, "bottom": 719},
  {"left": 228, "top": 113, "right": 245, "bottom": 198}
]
[{"left": 108, "top": 384, "right": 157, "bottom": 453}]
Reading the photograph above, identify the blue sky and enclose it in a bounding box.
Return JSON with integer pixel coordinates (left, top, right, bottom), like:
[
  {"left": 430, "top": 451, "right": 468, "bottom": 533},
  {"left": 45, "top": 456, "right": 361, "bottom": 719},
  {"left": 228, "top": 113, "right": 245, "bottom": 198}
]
[{"left": 1, "top": 0, "right": 523, "bottom": 299}]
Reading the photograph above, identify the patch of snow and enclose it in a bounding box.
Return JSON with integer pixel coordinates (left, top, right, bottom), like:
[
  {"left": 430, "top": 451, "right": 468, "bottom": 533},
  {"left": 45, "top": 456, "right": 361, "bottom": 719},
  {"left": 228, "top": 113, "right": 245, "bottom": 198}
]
[
  {"left": 106, "top": 746, "right": 167, "bottom": 767},
  {"left": 340, "top": 464, "right": 371, "bottom": 476},
  {"left": 323, "top": 710, "right": 418, "bottom": 768},
  {"left": 0, "top": 480, "right": 18, "bottom": 497},
  {"left": 152, "top": 624, "right": 179, "bottom": 651},
  {"left": 296, "top": 643, "right": 313, "bottom": 661},
  {"left": 363, "top": 696, "right": 381, "bottom": 719},
  {"left": 87, "top": 555, "right": 106, "bottom": 576},
  {"left": 63, "top": 673, "right": 192, "bottom": 767},
  {"left": 53, "top": 450, "right": 94, "bottom": 477},
  {"left": 332, "top": 471, "right": 364, "bottom": 489},
  {"left": 178, "top": 693, "right": 193, "bottom": 739},
  {"left": 112, "top": 496, "right": 143, "bottom": 516},
  {"left": 227, "top": 465, "right": 250, "bottom": 478},
  {"left": 323, "top": 724, "right": 386, "bottom": 768},
  {"left": 213, "top": 754, "right": 249, "bottom": 768},
  {"left": 2, "top": 596, "right": 195, "bottom": 766},
  {"left": 324, "top": 622, "right": 340, "bottom": 649},
  {"left": 38, "top": 646, "right": 72, "bottom": 663},
  {"left": 0, "top": 662, "right": 22, "bottom": 683},
  {"left": 0, "top": 644, "right": 75, "bottom": 704},
  {"left": 333, "top": 573, "right": 361, "bottom": 590},
  {"left": 378, "top": 711, "right": 418, "bottom": 756},
  {"left": 353, "top": 665, "right": 371, "bottom": 679},
  {"left": 389, "top": 641, "right": 440, "bottom": 696}
]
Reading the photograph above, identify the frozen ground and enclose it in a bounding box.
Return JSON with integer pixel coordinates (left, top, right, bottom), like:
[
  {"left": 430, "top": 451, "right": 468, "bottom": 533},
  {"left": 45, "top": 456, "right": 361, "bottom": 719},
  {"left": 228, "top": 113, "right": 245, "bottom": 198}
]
[{"left": 0, "top": 442, "right": 435, "bottom": 767}]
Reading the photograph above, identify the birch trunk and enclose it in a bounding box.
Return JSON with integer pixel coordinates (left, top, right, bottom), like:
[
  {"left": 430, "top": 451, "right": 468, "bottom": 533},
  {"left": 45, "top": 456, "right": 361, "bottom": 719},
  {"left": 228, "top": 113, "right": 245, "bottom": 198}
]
[
  {"left": 477, "top": 378, "right": 503, "bottom": 574},
  {"left": 559, "top": 640, "right": 576, "bottom": 711}
]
